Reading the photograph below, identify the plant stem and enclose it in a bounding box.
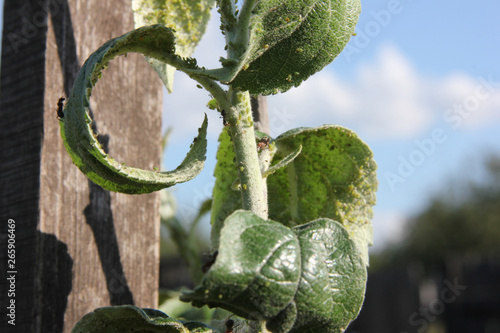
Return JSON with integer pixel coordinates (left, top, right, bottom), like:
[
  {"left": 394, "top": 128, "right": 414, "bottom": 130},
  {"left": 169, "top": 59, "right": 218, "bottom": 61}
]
[
  {"left": 225, "top": 89, "right": 268, "bottom": 220},
  {"left": 189, "top": 74, "right": 231, "bottom": 110},
  {"left": 235, "top": 0, "right": 257, "bottom": 51}
]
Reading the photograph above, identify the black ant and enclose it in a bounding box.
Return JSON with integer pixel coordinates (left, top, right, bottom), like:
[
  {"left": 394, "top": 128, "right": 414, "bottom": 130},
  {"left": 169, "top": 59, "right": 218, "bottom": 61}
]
[
  {"left": 56, "top": 96, "right": 65, "bottom": 119},
  {"left": 220, "top": 110, "right": 229, "bottom": 126},
  {"left": 225, "top": 319, "right": 235, "bottom": 333},
  {"left": 257, "top": 136, "right": 270, "bottom": 152},
  {"left": 224, "top": 317, "right": 245, "bottom": 333},
  {"left": 201, "top": 250, "right": 218, "bottom": 273}
]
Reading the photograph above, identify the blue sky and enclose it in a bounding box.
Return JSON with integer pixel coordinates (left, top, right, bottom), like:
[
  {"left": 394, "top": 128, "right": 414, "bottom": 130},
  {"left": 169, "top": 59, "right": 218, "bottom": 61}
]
[{"left": 2, "top": 1, "right": 499, "bottom": 251}]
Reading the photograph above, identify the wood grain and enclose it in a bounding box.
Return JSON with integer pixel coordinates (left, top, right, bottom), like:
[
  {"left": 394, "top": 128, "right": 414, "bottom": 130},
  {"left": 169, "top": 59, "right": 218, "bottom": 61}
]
[{"left": 1, "top": 0, "right": 163, "bottom": 332}]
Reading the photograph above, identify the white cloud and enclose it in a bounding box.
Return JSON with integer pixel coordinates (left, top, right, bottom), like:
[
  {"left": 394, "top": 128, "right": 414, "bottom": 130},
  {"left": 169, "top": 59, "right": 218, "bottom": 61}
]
[
  {"left": 268, "top": 45, "right": 433, "bottom": 140},
  {"left": 268, "top": 44, "right": 500, "bottom": 141},
  {"left": 434, "top": 73, "right": 500, "bottom": 130}
]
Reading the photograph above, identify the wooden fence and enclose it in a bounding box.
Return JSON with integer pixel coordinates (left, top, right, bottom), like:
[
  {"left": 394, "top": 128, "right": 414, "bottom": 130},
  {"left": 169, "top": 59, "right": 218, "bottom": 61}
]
[{"left": 1, "top": 0, "right": 163, "bottom": 331}]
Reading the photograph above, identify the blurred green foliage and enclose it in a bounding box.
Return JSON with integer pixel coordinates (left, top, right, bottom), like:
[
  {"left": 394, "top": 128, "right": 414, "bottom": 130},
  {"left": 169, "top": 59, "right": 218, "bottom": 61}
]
[{"left": 371, "top": 155, "right": 500, "bottom": 271}]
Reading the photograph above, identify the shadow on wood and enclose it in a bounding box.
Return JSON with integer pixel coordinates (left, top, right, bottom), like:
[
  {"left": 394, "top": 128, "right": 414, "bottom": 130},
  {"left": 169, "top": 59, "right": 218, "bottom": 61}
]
[
  {"left": 83, "top": 135, "right": 134, "bottom": 306},
  {"left": 34, "top": 232, "right": 73, "bottom": 332}
]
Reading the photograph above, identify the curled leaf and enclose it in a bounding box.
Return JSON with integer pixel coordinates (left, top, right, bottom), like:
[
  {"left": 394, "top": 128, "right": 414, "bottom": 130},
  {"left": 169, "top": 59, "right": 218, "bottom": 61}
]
[
  {"left": 59, "top": 26, "right": 208, "bottom": 194},
  {"left": 70, "top": 305, "right": 214, "bottom": 332},
  {"left": 182, "top": 210, "right": 366, "bottom": 333},
  {"left": 283, "top": 219, "right": 366, "bottom": 333}
]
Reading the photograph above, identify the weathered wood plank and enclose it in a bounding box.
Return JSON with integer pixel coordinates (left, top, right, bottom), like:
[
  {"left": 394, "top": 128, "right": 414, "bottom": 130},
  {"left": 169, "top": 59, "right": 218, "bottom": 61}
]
[
  {"left": 1, "top": 1, "right": 49, "bottom": 331},
  {"left": 1, "top": 0, "right": 163, "bottom": 332}
]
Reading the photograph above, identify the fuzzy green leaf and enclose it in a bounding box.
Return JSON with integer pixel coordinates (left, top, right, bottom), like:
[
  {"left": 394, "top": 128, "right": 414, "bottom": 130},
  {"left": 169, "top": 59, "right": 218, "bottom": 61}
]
[
  {"left": 282, "top": 219, "right": 366, "bottom": 333},
  {"left": 227, "top": 0, "right": 360, "bottom": 95},
  {"left": 267, "top": 125, "right": 377, "bottom": 266},
  {"left": 70, "top": 305, "right": 214, "bottom": 332},
  {"left": 182, "top": 211, "right": 366, "bottom": 333},
  {"left": 59, "top": 25, "right": 208, "bottom": 194},
  {"left": 186, "top": 211, "right": 302, "bottom": 322},
  {"left": 210, "top": 128, "right": 240, "bottom": 248},
  {"left": 132, "top": 0, "right": 216, "bottom": 92}
]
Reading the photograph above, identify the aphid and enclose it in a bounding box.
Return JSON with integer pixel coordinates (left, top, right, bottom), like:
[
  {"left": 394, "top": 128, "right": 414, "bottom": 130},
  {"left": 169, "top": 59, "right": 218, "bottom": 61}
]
[
  {"left": 56, "top": 96, "right": 65, "bottom": 119},
  {"left": 202, "top": 250, "right": 218, "bottom": 273},
  {"left": 257, "top": 136, "right": 270, "bottom": 152}
]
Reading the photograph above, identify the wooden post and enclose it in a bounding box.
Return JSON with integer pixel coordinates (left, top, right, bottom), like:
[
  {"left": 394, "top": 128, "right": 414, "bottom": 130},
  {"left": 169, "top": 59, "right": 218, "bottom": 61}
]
[
  {"left": 251, "top": 95, "right": 270, "bottom": 134},
  {"left": 1, "top": 0, "right": 162, "bottom": 332}
]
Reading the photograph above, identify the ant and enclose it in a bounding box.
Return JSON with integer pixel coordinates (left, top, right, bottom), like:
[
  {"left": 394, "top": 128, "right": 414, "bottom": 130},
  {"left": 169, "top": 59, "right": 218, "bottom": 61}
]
[
  {"left": 56, "top": 96, "right": 65, "bottom": 119},
  {"left": 224, "top": 316, "right": 245, "bottom": 333},
  {"left": 256, "top": 136, "right": 270, "bottom": 152},
  {"left": 220, "top": 110, "right": 229, "bottom": 126},
  {"left": 201, "top": 250, "right": 218, "bottom": 273},
  {"left": 225, "top": 319, "right": 235, "bottom": 333}
]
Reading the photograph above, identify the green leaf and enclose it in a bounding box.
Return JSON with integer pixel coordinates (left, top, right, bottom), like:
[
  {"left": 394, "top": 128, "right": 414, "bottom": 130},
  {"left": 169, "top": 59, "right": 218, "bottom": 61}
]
[
  {"left": 210, "top": 128, "right": 240, "bottom": 248},
  {"left": 267, "top": 125, "right": 377, "bottom": 266},
  {"left": 227, "top": 0, "right": 361, "bottom": 95},
  {"left": 132, "top": 0, "right": 216, "bottom": 92},
  {"left": 183, "top": 211, "right": 302, "bottom": 323},
  {"left": 283, "top": 220, "right": 366, "bottom": 333},
  {"left": 70, "top": 305, "right": 214, "bottom": 332},
  {"left": 182, "top": 211, "right": 367, "bottom": 333},
  {"left": 158, "top": 291, "right": 216, "bottom": 324},
  {"left": 59, "top": 25, "right": 208, "bottom": 194}
]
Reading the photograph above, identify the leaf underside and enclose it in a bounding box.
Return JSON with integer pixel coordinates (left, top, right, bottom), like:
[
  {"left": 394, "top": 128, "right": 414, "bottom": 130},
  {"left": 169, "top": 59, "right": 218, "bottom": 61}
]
[
  {"left": 229, "top": 0, "right": 361, "bottom": 95},
  {"left": 210, "top": 125, "right": 377, "bottom": 265},
  {"left": 132, "top": 0, "right": 216, "bottom": 92},
  {"left": 268, "top": 125, "right": 377, "bottom": 266},
  {"left": 210, "top": 128, "right": 242, "bottom": 248}
]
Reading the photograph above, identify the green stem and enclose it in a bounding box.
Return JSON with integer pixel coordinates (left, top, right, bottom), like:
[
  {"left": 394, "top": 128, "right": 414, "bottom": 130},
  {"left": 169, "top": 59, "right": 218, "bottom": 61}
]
[
  {"left": 218, "top": 0, "right": 237, "bottom": 29},
  {"left": 237, "top": 0, "right": 257, "bottom": 40},
  {"left": 227, "top": 0, "right": 257, "bottom": 60},
  {"left": 192, "top": 73, "right": 268, "bottom": 219},
  {"left": 225, "top": 89, "right": 268, "bottom": 219},
  {"left": 188, "top": 74, "right": 231, "bottom": 110}
]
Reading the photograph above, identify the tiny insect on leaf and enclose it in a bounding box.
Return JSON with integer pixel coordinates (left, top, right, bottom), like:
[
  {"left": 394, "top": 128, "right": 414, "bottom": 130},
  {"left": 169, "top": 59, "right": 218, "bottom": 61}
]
[{"left": 57, "top": 97, "right": 65, "bottom": 119}]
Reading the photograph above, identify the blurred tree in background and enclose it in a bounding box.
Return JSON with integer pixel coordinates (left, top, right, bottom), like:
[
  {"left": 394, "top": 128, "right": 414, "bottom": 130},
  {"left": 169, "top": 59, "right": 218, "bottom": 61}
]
[
  {"left": 349, "top": 155, "right": 500, "bottom": 333},
  {"left": 372, "top": 155, "right": 500, "bottom": 271}
]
